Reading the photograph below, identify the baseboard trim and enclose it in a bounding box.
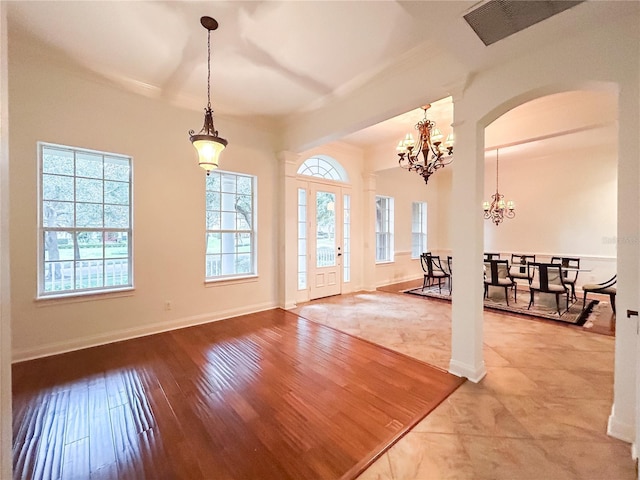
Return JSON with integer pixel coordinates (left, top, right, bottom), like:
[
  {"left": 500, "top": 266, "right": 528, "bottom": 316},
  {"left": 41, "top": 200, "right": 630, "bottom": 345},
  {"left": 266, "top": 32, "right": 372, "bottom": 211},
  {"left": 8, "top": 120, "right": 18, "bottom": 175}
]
[
  {"left": 607, "top": 406, "right": 635, "bottom": 443},
  {"left": 12, "top": 301, "right": 278, "bottom": 363},
  {"left": 448, "top": 359, "right": 487, "bottom": 383},
  {"left": 376, "top": 275, "right": 422, "bottom": 288}
]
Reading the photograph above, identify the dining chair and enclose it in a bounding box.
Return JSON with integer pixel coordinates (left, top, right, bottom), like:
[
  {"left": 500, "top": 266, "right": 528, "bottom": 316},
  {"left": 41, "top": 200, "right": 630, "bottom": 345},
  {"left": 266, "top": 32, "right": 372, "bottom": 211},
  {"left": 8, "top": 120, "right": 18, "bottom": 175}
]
[
  {"left": 446, "top": 255, "right": 453, "bottom": 293},
  {"left": 550, "top": 256, "right": 581, "bottom": 301},
  {"left": 582, "top": 275, "right": 617, "bottom": 314},
  {"left": 509, "top": 254, "right": 536, "bottom": 284},
  {"left": 483, "top": 259, "right": 516, "bottom": 306},
  {"left": 483, "top": 252, "right": 501, "bottom": 261},
  {"left": 527, "top": 262, "right": 570, "bottom": 316},
  {"left": 420, "top": 253, "right": 451, "bottom": 294}
]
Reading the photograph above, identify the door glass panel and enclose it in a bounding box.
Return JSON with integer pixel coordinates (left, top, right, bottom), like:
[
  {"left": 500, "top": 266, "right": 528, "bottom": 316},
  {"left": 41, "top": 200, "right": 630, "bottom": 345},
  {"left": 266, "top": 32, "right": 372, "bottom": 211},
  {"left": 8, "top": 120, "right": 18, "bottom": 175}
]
[{"left": 316, "top": 191, "right": 336, "bottom": 268}]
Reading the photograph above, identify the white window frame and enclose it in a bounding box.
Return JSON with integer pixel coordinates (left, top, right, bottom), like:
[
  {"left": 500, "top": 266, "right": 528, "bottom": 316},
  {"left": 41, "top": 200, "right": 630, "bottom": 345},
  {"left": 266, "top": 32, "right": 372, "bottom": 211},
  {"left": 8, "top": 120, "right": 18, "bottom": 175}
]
[
  {"left": 205, "top": 170, "right": 257, "bottom": 281},
  {"left": 297, "top": 187, "right": 307, "bottom": 290},
  {"left": 343, "top": 193, "right": 351, "bottom": 283},
  {"left": 37, "top": 142, "right": 133, "bottom": 298},
  {"left": 375, "top": 195, "right": 394, "bottom": 263},
  {"left": 411, "top": 201, "right": 427, "bottom": 259}
]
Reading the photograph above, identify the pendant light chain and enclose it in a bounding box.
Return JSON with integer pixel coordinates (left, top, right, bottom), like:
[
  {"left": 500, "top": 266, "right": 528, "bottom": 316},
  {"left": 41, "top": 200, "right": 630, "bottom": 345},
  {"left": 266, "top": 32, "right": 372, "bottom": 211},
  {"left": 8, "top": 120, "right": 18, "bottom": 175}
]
[
  {"left": 496, "top": 149, "right": 499, "bottom": 191},
  {"left": 207, "top": 29, "right": 212, "bottom": 110}
]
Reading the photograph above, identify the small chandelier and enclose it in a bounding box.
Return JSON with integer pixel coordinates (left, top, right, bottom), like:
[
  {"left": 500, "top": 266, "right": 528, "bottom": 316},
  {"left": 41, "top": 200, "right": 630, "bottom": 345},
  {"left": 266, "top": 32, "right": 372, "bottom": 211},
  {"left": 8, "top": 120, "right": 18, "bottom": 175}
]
[
  {"left": 483, "top": 149, "right": 515, "bottom": 226},
  {"left": 396, "top": 104, "right": 454, "bottom": 185},
  {"left": 189, "top": 16, "right": 228, "bottom": 175}
]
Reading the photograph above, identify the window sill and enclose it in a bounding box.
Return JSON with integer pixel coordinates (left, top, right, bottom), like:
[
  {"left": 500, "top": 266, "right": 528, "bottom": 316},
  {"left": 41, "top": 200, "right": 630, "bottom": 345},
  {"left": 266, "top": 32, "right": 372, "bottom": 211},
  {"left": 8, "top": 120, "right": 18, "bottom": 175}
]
[
  {"left": 376, "top": 260, "right": 395, "bottom": 265},
  {"left": 35, "top": 287, "right": 135, "bottom": 306},
  {"left": 205, "top": 275, "right": 259, "bottom": 287}
]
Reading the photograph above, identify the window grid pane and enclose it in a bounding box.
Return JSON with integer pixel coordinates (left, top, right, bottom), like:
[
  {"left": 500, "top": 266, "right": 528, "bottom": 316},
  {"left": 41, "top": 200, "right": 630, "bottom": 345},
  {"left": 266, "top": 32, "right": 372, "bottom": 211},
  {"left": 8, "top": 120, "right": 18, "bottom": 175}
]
[
  {"left": 375, "top": 196, "right": 394, "bottom": 262},
  {"left": 297, "top": 157, "right": 348, "bottom": 182},
  {"left": 39, "top": 143, "right": 132, "bottom": 297},
  {"left": 297, "top": 188, "right": 307, "bottom": 290},
  {"left": 343, "top": 194, "right": 351, "bottom": 283},
  {"left": 206, "top": 171, "right": 256, "bottom": 280}
]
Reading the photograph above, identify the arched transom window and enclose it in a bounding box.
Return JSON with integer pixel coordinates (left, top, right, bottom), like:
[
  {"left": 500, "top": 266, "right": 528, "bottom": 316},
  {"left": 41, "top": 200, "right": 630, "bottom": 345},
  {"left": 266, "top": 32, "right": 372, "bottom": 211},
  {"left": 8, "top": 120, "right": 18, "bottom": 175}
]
[{"left": 297, "top": 156, "right": 349, "bottom": 182}]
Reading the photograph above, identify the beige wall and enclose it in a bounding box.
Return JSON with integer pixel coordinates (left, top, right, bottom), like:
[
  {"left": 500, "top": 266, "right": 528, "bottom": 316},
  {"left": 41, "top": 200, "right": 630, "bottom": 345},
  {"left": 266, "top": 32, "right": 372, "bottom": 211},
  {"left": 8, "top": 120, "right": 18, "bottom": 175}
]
[
  {"left": 9, "top": 39, "right": 280, "bottom": 360},
  {"left": 373, "top": 165, "right": 449, "bottom": 287}
]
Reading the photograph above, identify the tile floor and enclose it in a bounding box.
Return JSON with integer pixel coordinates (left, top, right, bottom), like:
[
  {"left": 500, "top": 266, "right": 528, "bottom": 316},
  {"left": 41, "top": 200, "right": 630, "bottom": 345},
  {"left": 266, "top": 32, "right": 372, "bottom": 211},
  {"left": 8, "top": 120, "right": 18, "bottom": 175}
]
[{"left": 291, "top": 288, "right": 634, "bottom": 480}]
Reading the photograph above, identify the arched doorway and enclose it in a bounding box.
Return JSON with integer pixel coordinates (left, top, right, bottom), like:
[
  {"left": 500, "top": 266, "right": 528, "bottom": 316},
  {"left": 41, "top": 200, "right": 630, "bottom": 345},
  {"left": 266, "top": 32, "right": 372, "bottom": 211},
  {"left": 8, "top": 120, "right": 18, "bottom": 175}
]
[{"left": 296, "top": 155, "right": 351, "bottom": 301}]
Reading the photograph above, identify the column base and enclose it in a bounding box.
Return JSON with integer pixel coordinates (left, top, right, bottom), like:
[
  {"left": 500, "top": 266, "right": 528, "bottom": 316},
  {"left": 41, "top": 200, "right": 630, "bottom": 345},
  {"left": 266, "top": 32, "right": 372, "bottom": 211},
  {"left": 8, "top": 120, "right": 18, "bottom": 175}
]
[
  {"left": 449, "top": 359, "right": 487, "bottom": 383},
  {"left": 607, "top": 404, "right": 635, "bottom": 443}
]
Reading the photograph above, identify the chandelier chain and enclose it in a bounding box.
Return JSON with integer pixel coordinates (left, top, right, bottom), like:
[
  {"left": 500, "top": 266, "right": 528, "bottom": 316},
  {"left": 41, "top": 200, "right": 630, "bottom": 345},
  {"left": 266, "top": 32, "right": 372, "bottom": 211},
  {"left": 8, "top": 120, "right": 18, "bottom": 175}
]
[
  {"left": 207, "top": 29, "right": 211, "bottom": 109},
  {"left": 496, "top": 149, "right": 499, "bottom": 189}
]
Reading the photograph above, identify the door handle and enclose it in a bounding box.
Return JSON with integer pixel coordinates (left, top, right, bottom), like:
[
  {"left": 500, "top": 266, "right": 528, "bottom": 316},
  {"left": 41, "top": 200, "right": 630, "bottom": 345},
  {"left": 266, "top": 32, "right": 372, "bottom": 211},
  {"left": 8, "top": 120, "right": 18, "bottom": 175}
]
[
  {"left": 627, "top": 309, "right": 639, "bottom": 318},
  {"left": 337, "top": 253, "right": 342, "bottom": 257}
]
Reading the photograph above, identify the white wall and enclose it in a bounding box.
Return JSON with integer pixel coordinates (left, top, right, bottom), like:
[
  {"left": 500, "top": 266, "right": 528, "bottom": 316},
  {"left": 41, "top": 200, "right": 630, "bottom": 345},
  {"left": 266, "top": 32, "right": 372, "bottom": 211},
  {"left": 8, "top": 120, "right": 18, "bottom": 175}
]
[
  {"left": 9, "top": 37, "right": 280, "bottom": 360},
  {"left": 482, "top": 144, "right": 617, "bottom": 285}
]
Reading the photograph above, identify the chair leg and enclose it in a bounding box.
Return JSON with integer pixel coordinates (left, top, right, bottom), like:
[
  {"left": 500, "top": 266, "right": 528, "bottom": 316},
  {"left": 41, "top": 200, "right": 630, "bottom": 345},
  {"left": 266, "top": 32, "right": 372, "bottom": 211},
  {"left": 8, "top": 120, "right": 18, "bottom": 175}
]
[
  {"left": 528, "top": 290, "right": 534, "bottom": 310},
  {"left": 513, "top": 284, "right": 517, "bottom": 303},
  {"left": 582, "top": 291, "right": 588, "bottom": 310},
  {"left": 610, "top": 294, "right": 616, "bottom": 314},
  {"left": 484, "top": 284, "right": 488, "bottom": 299},
  {"left": 555, "top": 294, "right": 561, "bottom": 316},
  {"left": 504, "top": 286, "right": 509, "bottom": 306},
  {"left": 423, "top": 275, "right": 428, "bottom": 290}
]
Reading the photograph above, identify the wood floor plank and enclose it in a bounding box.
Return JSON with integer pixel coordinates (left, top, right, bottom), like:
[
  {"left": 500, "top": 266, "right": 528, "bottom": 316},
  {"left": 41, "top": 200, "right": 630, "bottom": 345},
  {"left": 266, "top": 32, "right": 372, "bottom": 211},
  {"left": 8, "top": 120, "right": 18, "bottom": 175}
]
[{"left": 13, "top": 308, "right": 463, "bottom": 480}]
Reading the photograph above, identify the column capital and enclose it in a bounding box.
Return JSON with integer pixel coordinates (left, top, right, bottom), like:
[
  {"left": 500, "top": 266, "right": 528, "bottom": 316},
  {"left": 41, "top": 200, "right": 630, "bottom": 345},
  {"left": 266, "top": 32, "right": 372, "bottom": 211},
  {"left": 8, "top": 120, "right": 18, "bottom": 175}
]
[{"left": 277, "top": 151, "right": 300, "bottom": 177}]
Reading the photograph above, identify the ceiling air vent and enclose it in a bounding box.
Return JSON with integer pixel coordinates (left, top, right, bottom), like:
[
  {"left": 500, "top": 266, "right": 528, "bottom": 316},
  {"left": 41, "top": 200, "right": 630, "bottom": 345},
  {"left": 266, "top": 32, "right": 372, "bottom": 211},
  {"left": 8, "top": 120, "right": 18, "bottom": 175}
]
[{"left": 464, "top": 0, "right": 584, "bottom": 46}]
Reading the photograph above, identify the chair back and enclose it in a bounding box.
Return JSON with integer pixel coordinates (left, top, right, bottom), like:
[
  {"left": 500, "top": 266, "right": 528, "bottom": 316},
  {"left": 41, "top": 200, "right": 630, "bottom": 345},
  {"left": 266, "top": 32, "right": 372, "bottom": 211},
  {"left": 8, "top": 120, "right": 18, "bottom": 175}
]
[
  {"left": 484, "top": 252, "right": 501, "bottom": 261},
  {"left": 529, "top": 262, "right": 566, "bottom": 293},
  {"left": 484, "top": 259, "right": 511, "bottom": 286},
  {"left": 550, "top": 256, "right": 580, "bottom": 281},
  {"left": 421, "top": 253, "right": 445, "bottom": 276},
  {"left": 510, "top": 254, "right": 536, "bottom": 275},
  {"left": 446, "top": 256, "right": 453, "bottom": 275}
]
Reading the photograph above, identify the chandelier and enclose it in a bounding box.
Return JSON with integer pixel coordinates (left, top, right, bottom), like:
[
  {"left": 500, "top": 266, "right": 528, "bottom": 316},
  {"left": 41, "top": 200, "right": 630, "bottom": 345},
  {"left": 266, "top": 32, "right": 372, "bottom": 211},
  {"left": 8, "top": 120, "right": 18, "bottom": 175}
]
[
  {"left": 483, "top": 149, "right": 515, "bottom": 225},
  {"left": 189, "top": 16, "right": 228, "bottom": 175},
  {"left": 396, "top": 104, "right": 454, "bottom": 185}
]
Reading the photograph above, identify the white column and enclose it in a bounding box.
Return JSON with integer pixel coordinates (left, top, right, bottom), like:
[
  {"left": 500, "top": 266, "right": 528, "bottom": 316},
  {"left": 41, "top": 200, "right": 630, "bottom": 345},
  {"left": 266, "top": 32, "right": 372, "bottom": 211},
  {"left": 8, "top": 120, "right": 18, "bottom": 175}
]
[
  {"left": 362, "top": 172, "right": 377, "bottom": 291},
  {"left": 608, "top": 83, "right": 639, "bottom": 444},
  {"left": 448, "top": 102, "right": 487, "bottom": 383},
  {"left": 277, "top": 151, "right": 299, "bottom": 309},
  {"left": 0, "top": 3, "right": 12, "bottom": 478}
]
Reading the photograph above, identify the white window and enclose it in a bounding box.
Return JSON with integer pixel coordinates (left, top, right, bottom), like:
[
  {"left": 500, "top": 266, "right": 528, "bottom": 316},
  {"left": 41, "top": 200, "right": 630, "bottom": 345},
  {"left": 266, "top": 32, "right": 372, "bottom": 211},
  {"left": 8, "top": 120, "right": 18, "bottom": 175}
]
[
  {"left": 343, "top": 194, "right": 351, "bottom": 283},
  {"left": 38, "top": 143, "right": 132, "bottom": 297},
  {"left": 375, "top": 195, "right": 394, "bottom": 263},
  {"left": 297, "top": 188, "right": 307, "bottom": 290},
  {"left": 411, "top": 202, "right": 427, "bottom": 258},
  {"left": 206, "top": 171, "right": 256, "bottom": 280},
  {"left": 297, "top": 156, "right": 349, "bottom": 182}
]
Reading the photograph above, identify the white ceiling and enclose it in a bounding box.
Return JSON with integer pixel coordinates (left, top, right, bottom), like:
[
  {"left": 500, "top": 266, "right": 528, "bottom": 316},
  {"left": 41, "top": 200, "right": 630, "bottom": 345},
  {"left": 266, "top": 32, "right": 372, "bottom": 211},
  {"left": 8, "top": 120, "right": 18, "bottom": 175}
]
[{"left": 6, "top": 1, "right": 628, "bottom": 154}]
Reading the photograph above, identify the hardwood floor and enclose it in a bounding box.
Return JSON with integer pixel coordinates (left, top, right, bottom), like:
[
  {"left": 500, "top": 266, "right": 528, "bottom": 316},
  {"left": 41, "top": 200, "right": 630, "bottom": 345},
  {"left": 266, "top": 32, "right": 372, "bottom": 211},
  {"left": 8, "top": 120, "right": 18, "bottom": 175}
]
[{"left": 12, "top": 309, "right": 463, "bottom": 480}]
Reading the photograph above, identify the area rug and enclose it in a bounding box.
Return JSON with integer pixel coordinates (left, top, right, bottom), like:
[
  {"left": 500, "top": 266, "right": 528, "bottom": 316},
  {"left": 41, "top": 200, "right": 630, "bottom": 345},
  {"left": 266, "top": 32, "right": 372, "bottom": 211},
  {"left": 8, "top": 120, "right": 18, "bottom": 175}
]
[{"left": 405, "top": 284, "right": 598, "bottom": 326}]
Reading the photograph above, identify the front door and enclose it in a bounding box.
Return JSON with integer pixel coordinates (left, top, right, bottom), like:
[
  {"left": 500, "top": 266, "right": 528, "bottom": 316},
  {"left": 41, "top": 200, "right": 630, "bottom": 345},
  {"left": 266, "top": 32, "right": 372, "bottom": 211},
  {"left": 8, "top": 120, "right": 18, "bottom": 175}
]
[{"left": 309, "top": 184, "right": 342, "bottom": 300}]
